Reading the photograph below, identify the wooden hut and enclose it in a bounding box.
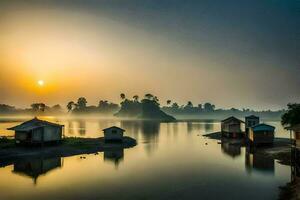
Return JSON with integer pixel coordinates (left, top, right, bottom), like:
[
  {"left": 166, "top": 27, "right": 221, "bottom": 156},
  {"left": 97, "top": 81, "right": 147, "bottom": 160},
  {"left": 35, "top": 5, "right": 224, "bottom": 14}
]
[
  {"left": 245, "top": 115, "right": 260, "bottom": 136},
  {"left": 248, "top": 123, "right": 275, "bottom": 146},
  {"left": 103, "top": 126, "right": 125, "bottom": 142},
  {"left": 287, "top": 124, "right": 300, "bottom": 149},
  {"left": 287, "top": 124, "right": 300, "bottom": 163},
  {"left": 7, "top": 117, "right": 64, "bottom": 145},
  {"left": 221, "top": 116, "right": 244, "bottom": 138}
]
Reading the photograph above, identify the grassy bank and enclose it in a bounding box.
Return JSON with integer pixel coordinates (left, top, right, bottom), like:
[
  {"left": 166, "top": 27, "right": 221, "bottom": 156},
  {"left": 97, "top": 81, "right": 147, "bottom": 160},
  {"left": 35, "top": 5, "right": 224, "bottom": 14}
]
[{"left": 0, "top": 136, "right": 137, "bottom": 167}]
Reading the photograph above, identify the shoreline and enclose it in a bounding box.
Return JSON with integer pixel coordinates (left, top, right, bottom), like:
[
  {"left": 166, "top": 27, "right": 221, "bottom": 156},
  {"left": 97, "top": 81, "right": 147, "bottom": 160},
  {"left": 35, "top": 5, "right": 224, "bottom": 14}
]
[{"left": 0, "top": 136, "right": 137, "bottom": 167}]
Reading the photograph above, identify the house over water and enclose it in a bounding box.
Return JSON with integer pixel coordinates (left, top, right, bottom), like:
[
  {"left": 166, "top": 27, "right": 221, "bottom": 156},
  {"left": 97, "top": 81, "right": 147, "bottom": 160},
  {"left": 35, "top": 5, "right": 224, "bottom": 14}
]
[
  {"left": 287, "top": 124, "right": 300, "bottom": 149},
  {"left": 245, "top": 115, "right": 260, "bottom": 136},
  {"left": 247, "top": 123, "right": 275, "bottom": 146},
  {"left": 103, "top": 126, "right": 125, "bottom": 142},
  {"left": 287, "top": 124, "right": 300, "bottom": 162},
  {"left": 7, "top": 117, "right": 64, "bottom": 145},
  {"left": 221, "top": 116, "right": 244, "bottom": 138}
]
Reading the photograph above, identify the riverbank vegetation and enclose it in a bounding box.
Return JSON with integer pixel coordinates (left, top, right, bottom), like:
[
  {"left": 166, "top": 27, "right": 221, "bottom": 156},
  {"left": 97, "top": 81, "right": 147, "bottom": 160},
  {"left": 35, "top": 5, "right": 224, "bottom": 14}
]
[
  {"left": 0, "top": 136, "right": 137, "bottom": 163},
  {"left": 0, "top": 94, "right": 289, "bottom": 120}
]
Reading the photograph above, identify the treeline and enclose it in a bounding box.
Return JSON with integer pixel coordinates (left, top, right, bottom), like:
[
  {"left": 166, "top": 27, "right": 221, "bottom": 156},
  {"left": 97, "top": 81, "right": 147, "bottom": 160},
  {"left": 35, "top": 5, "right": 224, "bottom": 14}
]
[
  {"left": 0, "top": 103, "right": 64, "bottom": 115},
  {"left": 66, "top": 97, "right": 119, "bottom": 114},
  {"left": 0, "top": 94, "right": 287, "bottom": 120},
  {"left": 115, "top": 93, "right": 175, "bottom": 120}
]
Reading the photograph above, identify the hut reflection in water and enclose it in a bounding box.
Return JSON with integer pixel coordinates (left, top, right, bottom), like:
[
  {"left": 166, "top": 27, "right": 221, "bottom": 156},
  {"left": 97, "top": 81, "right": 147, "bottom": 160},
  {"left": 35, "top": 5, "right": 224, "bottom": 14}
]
[
  {"left": 104, "top": 148, "right": 124, "bottom": 169},
  {"left": 13, "top": 157, "right": 63, "bottom": 184},
  {"left": 245, "top": 147, "right": 275, "bottom": 175}
]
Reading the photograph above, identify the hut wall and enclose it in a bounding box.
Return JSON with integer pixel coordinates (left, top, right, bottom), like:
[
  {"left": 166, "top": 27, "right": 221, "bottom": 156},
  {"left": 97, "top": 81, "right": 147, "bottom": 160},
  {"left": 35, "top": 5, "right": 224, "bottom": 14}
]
[
  {"left": 43, "top": 126, "right": 62, "bottom": 142},
  {"left": 221, "top": 121, "right": 242, "bottom": 134},
  {"left": 32, "top": 128, "right": 43, "bottom": 142},
  {"left": 250, "top": 130, "right": 274, "bottom": 144},
  {"left": 104, "top": 129, "right": 123, "bottom": 141},
  {"left": 246, "top": 118, "right": 259, "bottom": 128},
  {"left": 294, "top": 131, "right": 300, "bottom": 148},
  {"left": 15, "top": 131, "right": 28, "bottom": 141}
]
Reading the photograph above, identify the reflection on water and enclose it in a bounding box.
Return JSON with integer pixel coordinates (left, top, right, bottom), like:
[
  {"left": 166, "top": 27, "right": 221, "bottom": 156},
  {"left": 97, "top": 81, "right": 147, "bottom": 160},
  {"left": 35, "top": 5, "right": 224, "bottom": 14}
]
[
  {"left": 221, "top": 139, "right": 242, "bottom": 158},
  {"left": 77, "top": 119, "right": 86, "bottom": 136},
  {"left": 104, "top": 148, "right": 124, "bottom": 169},
  {"left": 245, "top": 147, "right": 275, "bottom": 175},
  {"left": 13, "top": 157, "right": 62, "bottom": 185},
  {"left": 0, "top": 118, "right": 291, "bottom": 200}
]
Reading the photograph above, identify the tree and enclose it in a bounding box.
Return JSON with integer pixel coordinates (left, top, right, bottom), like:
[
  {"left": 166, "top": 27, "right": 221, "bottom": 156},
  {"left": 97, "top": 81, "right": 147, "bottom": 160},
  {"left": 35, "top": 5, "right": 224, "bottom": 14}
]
[
  {"left": 145, "top": 93, "right": 154, "bottom": 100},
  {"left": 204, "top": 103, "right": 215, "bottom": 112},
  {"left": 77, "top": 97, "right": 87, "bottom": 110},
  {"left": 30, "top": 103, "right": 46, "bottom": 112},
  {"left": 67, "top": 101, "right": 75, "bottom": 112},
  {"left": 39, "top": 103, "right": 46, "bottom": 112},
  {"left": 281, "top": 103, "right": 300, "bottom": 127},
  {"left": 167, "top": 100, "right": 172, "bottom": 105},
  {"left": 171, "top": 102, "right": 179, "bottom": 110},
  {"left": 120, "top": 93, "right": 126, "bottom": 100},
  {"left": 133, "top": 95, "right": 139, "bottom": 102},
  {"left": 198, "top": 104, "right": 202, "bottom": 110},
  {"left": 31, "top": 103, "right": 40, "bottom": 112},
  {"left": 187, "top": 101, "right": 193, "bottom": 107}
]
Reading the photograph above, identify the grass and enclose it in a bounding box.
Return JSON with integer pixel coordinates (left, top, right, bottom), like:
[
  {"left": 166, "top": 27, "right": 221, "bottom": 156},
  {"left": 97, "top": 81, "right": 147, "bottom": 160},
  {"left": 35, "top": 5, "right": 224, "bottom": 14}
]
[
  {"left": 0, "top": 137, "right": 15, "bottom": 148},
  {"left": 62, "top": 137, "right": 99, "bottom": 150}
]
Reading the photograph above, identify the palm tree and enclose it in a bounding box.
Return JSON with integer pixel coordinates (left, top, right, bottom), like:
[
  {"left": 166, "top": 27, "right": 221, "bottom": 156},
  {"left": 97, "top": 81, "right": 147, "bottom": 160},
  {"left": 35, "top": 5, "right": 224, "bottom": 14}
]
[
  {"left": 120, "top": 93, "right": 126, "bottom": 100},
  {"left": 67, "top": 101, "right": 75, "bottom": 112},
  {"left": 145, "top": 93, "right": 154, "bottom": 100},
  {"left": 133, "top": 95, "right": 139, "bottom": 102},
  {"left": 77, "top": 97, "right": 87, "bottom": 110}
]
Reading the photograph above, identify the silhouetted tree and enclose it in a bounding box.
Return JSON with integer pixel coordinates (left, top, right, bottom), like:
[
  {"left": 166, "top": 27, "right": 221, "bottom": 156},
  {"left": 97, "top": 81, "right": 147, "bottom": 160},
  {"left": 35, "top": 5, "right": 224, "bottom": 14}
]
[
  {"left": 187, "top": 101, "right": 193, "bottom": 107},
  {"left": 204, "top": 103, "right": 215, "bottom": 112},
  {"left": 0, "top": 104, "right": 15, "bottom": 113},
  {"left": 282, "top": 103, "right": 300, "bottom": 127},
  {"left": 31, "top": 103, "right": 40, "bottom": 112},
  {"left": 198, "top": 104, "right": 202, "bottom": 110},
  {"left": 145, "top": 93, "right": 154, "bottom": 100},
  {"left": 171, "top": 102, "right": 179, "bottom": 110},
  {"left": 30, "top": 103, "right": 47, "bottom": 112},
  {"left": 120, "top": 93, "right": 126, "bottom": 100},
  {"left": 133, "top": 95, "right": 139, "bottom": 102},
  {"left": 67, "top": 101, "right": 75, "bottom": 112},
  {"left": 39, "top": 103, "right": 46, "bottom": 112},
  {"left": 167, "top": 100, "right": 172, "bottom": 105},
  {"left": 77, "top": 97, "right": 87, "bottom": 110}
]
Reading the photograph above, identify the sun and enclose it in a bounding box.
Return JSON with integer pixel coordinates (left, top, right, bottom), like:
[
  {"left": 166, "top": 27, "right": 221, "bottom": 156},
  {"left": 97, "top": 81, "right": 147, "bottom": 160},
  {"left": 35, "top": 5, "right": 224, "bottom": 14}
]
[{"left": 37, "top": 80, "right": 45, "bottom": 86}]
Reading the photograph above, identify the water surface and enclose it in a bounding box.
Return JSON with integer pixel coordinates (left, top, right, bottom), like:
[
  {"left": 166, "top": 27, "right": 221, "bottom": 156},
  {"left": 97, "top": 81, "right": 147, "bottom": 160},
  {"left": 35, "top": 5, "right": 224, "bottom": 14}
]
[{"left": 0, "top": 118, "right": 291, "bottom": 200}]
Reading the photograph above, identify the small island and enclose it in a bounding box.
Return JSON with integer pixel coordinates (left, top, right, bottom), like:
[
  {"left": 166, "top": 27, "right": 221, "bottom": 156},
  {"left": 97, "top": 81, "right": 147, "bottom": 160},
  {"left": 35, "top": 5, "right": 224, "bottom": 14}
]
[
  {"left": 0, "top": 136, "right": 137, "bottom": 167},
  {"left": 115, "top": 93, "right": 176, "bottom": 121},
  {"left": 1, "top": 119, "right": 137, "bottom": 167}
]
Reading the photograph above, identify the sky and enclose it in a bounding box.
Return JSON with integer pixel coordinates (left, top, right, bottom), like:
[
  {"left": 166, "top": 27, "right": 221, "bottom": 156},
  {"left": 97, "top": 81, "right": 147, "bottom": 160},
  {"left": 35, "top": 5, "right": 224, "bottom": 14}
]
[{"left": 0, "top": 0, "right": 299, "bottom": 110}]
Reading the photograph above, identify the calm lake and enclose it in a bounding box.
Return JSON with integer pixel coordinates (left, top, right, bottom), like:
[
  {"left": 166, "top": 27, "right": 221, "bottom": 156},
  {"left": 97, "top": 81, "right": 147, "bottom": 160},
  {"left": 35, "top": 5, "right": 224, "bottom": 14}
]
[{"left": 0, "top": 117, "right": 291, "bottom": 200}]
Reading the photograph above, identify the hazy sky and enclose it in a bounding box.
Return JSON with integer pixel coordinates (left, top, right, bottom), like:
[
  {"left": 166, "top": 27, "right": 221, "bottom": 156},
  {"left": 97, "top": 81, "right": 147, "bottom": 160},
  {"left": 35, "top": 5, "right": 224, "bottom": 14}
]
[{"left": 0, "top": 0, "right": 299, "bottom": 110}]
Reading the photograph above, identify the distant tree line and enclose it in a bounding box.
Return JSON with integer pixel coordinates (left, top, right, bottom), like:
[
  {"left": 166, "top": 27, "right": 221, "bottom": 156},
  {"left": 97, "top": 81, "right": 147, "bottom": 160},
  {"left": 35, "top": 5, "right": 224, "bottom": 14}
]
[
  {"left": 66, "top": 97, "right": 119, "bottom": 114},
  {"left": 115, "top": 93, "right": 174, "bottom": 120},
  {"left": 0, "top": 95, "right": 290, "bottom": 120}
]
